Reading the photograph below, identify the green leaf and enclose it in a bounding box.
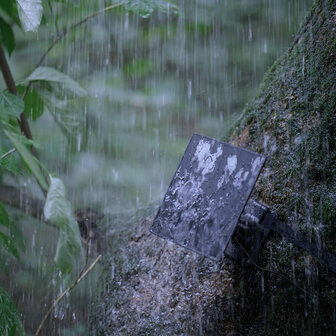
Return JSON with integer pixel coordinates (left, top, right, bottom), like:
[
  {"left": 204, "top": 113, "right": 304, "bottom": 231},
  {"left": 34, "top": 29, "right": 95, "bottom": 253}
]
[
  {"left": 40, "top": 92, "right": 87, "bottom": 149},
  {"left": 0, "top": 232, "right": 19, "bottom": 259},
  {"left": 44, "top": 176, "right": 82, "bottom": 274},
  {"left": 44, "top": 176, "right": 70, "bottom": 227},
  {"left": 0, "top": 287, "right": 24, "bottom": 336},
  {"left": 0, "top": 1, "right": 21, "bottom": 27},
  {"left": 9, "top": 221, "right": 25, "bottom": 252},
  {"left": 0, "top": 253, "right": 10, "bottom": 275},
  {"left": 4, "top": 129, "right": 48, "bottom": 190},
  {"left": 16, "top": 0, "right": 43, "bottom": 32},
  {"left": 0, "top": 203, "right": 24, "bottom": 255},
  {"left": 17, "top": 86, "right": 44, "bottom": 120},
  {"left": 0, "top": 92, "right": 24, "bottom": 120},
  {"left": 0, "top": 202, "right": 9, "bottom": 228},
  {"left": 54, "top": 229, "right": 80, "bottom": 275},
  {"left": 0, "top": 147, "right": 22, "bottom": 175},
  {"left": 123, "top": 59, "right": 153, "bottom": 78},
  {"left": 26, "top": 67, "right": 87, "bottom": 97},
  {"left": 123, "top": 0, "right": 155, "bottom": 18},
  {"left": 0, "top": 17, "right": 15, "bottom": 56}
]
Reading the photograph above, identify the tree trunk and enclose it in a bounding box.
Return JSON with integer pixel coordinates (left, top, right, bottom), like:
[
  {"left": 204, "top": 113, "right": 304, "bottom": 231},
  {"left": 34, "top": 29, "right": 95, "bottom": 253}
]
[
  {"left": 91, "top": 0, "right": 336, "bottom": 334},
  {"left": 230, "top": 0, "right": 336, "bottom": 333}
]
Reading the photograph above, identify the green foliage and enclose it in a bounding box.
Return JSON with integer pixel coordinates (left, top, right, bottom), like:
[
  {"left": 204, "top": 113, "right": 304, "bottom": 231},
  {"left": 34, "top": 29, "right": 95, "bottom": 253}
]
[
  {"left": 0, "top": 0, "right": 183, "bottom": 332},
  {"left": 0, "top": 231, "right": 19, "bottom": 259},
  {"left": 0, "top": 202, "right": 22, "bottom": 261},
  {"left": 22, "top": 66, "right": 88, "bottom": 145},
  {"left": 0, "top": 202, "right": 9, "bottom": 228},
  {"left": 16, "top": 0, "right": 43, "bottom": 32},
  {"left": 0, "top": 147, "right": 22, "bottom": 175},
  {"left": 44, "top": 176, "right": 82, "bottom": 274},
  {"left": 26, "top": 66, "right": 87, "bottom": 97},
  {"left": 0, "top": 92, "right": 24, "bottom": 120},
  {"left": 123, "top": 59, "right": 154, "bottom": 78},
  {"left": 8, "top": 220, "right": 25, "bottom": 252},
  {"left": 4, "top": 129, "right": 49, "bottom": 190},
  {"left": 0, "top": 287, "right": 24, "bottom": 336},
  {"left": 118, "top": 0, "right": 179, "bottom": 18},
  {"left": 0, "top": 17, "right": 15, "bottom": 56},
  {"left": 0, "top": 0, "right": 21, "bottom": 27},
  {"left": 17, "top": 86, "right": 44, "bottom": 120}
]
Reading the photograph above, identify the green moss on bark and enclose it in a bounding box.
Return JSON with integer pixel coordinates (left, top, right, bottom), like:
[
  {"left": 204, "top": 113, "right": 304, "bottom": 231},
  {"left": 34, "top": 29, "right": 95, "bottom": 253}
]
[{"left": 231, "top": 0, "right": 336, "bottom": 334}]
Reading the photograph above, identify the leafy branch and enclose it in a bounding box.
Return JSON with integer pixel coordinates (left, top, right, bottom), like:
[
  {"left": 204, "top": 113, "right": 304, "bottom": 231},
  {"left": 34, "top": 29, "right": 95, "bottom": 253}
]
[
  {"left": 22, "top": 2, "right": 123, "bottom": 100},
  {"left": 0, "top": 0, "right": 179, "bottom": 334},
  {"left": 0, "top": 43, "right": 35, "bottom": 144},
  {"left": 22, "top": 0, "right": 179, "bottom": 99}
]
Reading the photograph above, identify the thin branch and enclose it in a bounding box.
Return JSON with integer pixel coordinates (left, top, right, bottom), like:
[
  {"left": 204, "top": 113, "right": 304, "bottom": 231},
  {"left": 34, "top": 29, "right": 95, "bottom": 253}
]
[
  {"left": 35, "top": 254, "right": 102, "bottom": 336},
  {"left": 0, "top": 148, "right": 16, "bottom": 161},
  {"left": 0, "top": 44, "right": 34, "bottom": 142},
  {"left": 22, "top": 3, "right": 123, "bottom": 100}
]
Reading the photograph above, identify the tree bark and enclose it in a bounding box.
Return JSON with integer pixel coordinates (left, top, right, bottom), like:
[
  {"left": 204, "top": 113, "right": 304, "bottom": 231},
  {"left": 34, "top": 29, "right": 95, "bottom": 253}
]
[{"left": 229, "top": 0, "right": 336, "bottom": 333}]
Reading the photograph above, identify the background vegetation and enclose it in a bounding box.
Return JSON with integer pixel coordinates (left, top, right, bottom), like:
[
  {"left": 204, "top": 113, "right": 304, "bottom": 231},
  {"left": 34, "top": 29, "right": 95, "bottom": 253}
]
[{"left": 0, "top": 0, "right": 312, "bottom": 334}]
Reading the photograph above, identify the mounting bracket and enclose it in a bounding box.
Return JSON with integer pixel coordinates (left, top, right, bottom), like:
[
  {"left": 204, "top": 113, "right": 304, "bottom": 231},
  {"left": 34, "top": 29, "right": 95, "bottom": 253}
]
[{"left": 150, "top": 134, "right": 336, "bottom": 273}]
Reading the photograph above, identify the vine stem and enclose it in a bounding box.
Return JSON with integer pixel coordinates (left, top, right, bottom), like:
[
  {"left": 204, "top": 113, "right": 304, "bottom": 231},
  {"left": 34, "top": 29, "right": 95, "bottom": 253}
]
[
  {"left": 35, "top": 254, "right": 102, "bottom": 336},
  {"left": 22, "top": 2, "right": 123, "bottom": 100},
  {"left": 234, "top": 237, "right": 310, "bottom": 297}
]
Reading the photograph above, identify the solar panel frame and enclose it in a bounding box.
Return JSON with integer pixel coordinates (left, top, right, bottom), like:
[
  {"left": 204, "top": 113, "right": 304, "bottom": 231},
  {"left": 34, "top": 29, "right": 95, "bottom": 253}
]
[{"left": 150, "top": 134, "right": 265, "bottom": 261}]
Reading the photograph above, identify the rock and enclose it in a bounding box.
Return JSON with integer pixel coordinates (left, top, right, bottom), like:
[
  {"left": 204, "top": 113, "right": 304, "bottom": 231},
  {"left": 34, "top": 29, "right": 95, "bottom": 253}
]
[{"left": 91, "top": 217, "right": 235, "bottom": 335}]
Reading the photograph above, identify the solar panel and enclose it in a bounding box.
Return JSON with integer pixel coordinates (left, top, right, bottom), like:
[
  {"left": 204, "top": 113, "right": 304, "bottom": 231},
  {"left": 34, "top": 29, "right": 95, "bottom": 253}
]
[{"left": 150, "top": 134, "right": 265, "bottom": 261}]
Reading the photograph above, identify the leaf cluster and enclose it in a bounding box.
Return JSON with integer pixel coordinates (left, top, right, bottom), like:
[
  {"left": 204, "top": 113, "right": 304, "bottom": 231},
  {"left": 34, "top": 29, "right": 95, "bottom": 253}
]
[
  {"left": 0, "top": 0, "right": 179, "bottom": 333},
  {"left": 0, "top": 0, "right": 42, "bottom": 57},
  {"left": 0, "top": 203, "right": 24, "bottom": 334},
  {"left": 0, "top": 1, "right": 90, "bottom": 332},
  {"left": 0, "top": 287, "right": 24, "bottom": 336},
  {"left": 118, "top": 0, "right": 179, "bottom": 18}
]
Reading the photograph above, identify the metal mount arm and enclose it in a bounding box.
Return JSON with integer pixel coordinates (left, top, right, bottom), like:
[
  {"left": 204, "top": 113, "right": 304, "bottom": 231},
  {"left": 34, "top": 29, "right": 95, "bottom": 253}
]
[{"left": 225, "top": 199, "right": 336, "bottom": 273}]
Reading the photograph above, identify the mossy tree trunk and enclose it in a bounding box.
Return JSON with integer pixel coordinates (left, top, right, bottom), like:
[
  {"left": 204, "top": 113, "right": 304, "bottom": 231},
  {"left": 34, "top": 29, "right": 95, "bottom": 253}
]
[{"left": 230, "top": 0, "right": 336, "bottom": 334}]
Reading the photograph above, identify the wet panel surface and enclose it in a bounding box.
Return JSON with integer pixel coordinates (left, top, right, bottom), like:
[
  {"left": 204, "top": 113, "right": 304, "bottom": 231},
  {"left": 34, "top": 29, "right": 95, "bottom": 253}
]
[{"left": 151, "top": 134, "right": 265, "bottom": 261}]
